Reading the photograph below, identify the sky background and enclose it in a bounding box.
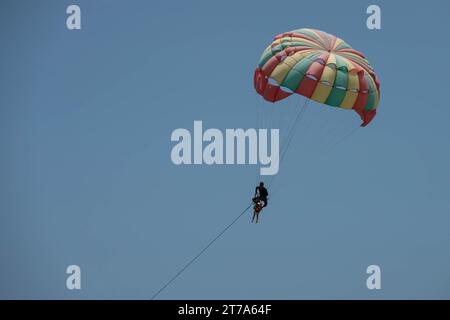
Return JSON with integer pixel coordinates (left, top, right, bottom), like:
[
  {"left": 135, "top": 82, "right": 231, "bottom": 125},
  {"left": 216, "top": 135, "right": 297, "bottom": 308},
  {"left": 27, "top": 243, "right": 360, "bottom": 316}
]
[{"left": 1, "top": 0, "right": 450, "bottom": 299}]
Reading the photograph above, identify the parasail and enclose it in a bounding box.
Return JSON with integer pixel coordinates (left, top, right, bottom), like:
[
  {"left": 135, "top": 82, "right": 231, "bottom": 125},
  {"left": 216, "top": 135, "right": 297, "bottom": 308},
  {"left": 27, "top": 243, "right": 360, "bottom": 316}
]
[{"left": 254, "top": 28, "right": 380, "bottom": 126}]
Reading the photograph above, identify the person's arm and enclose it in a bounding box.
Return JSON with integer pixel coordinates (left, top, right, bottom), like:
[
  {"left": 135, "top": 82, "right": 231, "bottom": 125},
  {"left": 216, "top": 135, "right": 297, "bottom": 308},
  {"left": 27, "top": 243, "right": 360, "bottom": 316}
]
[{"left": 254, "top": 187, "right": 258, "bottom": 197}]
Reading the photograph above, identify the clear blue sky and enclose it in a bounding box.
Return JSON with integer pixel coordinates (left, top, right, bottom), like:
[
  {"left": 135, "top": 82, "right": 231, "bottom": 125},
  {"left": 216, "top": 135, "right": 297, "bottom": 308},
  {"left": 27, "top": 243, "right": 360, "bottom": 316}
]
[{"left": 1, "top": 0, "right": 450, "bottom": 299}]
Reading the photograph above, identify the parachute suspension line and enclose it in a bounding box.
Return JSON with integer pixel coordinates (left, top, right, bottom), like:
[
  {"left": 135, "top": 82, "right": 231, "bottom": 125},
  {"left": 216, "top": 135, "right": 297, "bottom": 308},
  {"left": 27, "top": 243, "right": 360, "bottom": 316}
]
[
  {"left": 255, "top": 95, "right": 299, "bottom": 185},
  {"left": 254, "top": 94, "right": 262, "bottom": 185},
  {"left": 150, "top": 204, "right": 253, "bottom": 300},
  {"left": 267, "top": 114, "right": 357, "bottom": 202},
  {"left": 268, "top": 98, "right": 309, "bottom": 189},
  {"left": 322, "top": 126, "right": 360, "bottom": 155},
  {"left": 279, "top": 98, "right": 310, "bottom": 166}
]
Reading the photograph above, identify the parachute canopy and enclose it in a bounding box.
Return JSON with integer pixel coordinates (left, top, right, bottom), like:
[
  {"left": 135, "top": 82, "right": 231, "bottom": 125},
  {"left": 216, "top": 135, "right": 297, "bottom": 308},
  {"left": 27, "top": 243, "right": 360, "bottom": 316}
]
[{"left": 254, "top": 28, "right": 380, "bottom": 126}]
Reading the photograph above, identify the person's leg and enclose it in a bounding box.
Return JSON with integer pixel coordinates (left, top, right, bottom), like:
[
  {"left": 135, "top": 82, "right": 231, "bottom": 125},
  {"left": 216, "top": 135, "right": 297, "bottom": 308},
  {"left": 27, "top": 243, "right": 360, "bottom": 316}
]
[{"left": 255, "top": 211, "right": 259, "bottom": 223}]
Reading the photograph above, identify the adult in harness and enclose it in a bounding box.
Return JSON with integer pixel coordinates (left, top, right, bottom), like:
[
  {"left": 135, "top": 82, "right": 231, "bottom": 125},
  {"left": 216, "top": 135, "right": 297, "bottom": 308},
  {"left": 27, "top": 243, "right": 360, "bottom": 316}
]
[{"left": 252, "top": 182, "right": 268, "bottom": 223}]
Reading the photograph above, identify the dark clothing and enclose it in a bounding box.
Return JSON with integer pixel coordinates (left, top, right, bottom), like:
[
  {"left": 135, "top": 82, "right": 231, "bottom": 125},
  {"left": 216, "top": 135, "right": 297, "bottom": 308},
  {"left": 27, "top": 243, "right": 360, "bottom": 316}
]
[
  {"left": 255, "top": 186, "right": 268, "bottom": 199},
  {"left": 254, "top": 186, "right": 268, "bottom": 207}
]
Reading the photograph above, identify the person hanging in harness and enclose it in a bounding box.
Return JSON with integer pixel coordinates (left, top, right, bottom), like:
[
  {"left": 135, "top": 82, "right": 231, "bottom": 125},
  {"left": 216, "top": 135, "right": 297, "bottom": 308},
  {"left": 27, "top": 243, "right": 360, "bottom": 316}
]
[{"left": 252, "top": 182, "right": 268, "bottom": 223}]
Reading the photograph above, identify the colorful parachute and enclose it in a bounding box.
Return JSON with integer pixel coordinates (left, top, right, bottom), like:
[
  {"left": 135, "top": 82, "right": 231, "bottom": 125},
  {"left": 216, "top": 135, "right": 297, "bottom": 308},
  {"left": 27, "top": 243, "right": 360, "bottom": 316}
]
[{"left": 254, "top": 28, "right": 380, "bottom": 126}]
